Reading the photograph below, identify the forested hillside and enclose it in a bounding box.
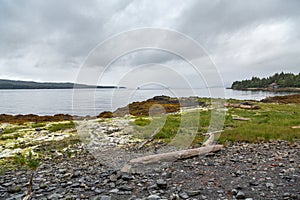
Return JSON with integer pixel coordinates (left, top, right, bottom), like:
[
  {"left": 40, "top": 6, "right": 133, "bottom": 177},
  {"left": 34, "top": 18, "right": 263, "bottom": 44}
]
[
  {"left": 0, "top": 79, "right": 118, "bottom": 89},
  {"left": 231, "top": 72, "right": 300, "bottom": 90}
]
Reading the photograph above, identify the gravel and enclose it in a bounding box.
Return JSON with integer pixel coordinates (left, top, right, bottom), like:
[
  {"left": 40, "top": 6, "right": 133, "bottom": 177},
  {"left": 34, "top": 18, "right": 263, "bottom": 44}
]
[{"left": 0, "top": 140, "right": 299, "bottom": 199}]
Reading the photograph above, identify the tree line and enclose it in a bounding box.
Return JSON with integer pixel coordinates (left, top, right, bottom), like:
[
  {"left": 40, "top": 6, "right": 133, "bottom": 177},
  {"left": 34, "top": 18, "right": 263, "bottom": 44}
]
[
  {"left": 0, "top": 79, "right": 118, "bottom": 89},
  {"left": 231, "top": 72, "right": 300, "bottom": 89}
]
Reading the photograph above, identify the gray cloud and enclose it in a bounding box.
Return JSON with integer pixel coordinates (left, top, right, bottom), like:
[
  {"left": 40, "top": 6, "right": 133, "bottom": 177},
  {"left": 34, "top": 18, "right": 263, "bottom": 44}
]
[{"left": 0, "top": 0, "right": 299, "bottom": 87}]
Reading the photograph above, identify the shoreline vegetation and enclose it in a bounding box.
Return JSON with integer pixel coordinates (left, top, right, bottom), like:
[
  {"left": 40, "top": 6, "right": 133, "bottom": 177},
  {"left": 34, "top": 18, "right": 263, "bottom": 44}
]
[
  {"left": 231, "top": 72, "right": 300, "bottom": 92},
  {"left": 232, "top": 87, "right": 300, "bottom": 92},
  {"left": 0, "top": 94, "right": 299, "bottom": 151},
  {"left": 1, "top": 94, "right": 300, "bottom": 161}
]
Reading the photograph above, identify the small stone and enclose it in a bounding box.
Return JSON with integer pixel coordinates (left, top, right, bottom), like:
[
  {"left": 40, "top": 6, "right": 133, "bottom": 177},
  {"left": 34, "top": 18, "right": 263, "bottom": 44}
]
[
  {"left": 147, "top": 194, "right": 161, "bottom": 199},
  {"left": 283, "top": 193, "right": 290, "bottom": 197},
  {"left": 72, "top": 171, "right": 81, "bottom": 178},
  {"left": 91, "top": 195, "right": 111, "bottom": 200},
  {"left": 156, "top": 179, "right": 167, "bottom": 189},
  {"left": 64, "top": 195, "right": 76, "bottom": 200},
  {"left": 95, "top": 188, "right": 104, "bottom": 194},
  {"left": 39, "top": 183, "right": 47, "bottom": 189},
  {"left": 109, "top": 174, "right": 118, "bottom": 182},
  {"left": 121, "top": 173, "right": 134, "bottom": 181},
  {"left": 7, "top": 185, "right": 21, "bottom": 193},
  {"left": 58, "top": 168, "right": 67, "bottom": 173},
  {"left": 266, "top": 183, "right": 274, "bottom": 189},
  {"left": 3, "top": 182, "right": 13, "bottom": 187},
  {"left": 179, "top": 192, "right": 189, "bottom": 199},
  {"left": 186, "top": 190, "right": 201, "bottom": 196},
  {"left": 236, "top": 191, "right": 245, "bottom": 199},
  {"left": 231, "top": 189, "right": 238, "bottom": 195},
  {"left": 166, "top": 172, "right": 172, "bottom": 178},
  {"left": 109, "top": 188, "right": 119, "bottom": 194},
  {"left": 100, "top": 196, "right": 111, "bottom": 200},
  {"left": 48, "top": 193, "right": 64, "bottom": 200},
  {"left": 278, "top": 163, "right": 285, "bottom": 167},
  {"left": 108, "top": 182, "right": 115, "bottom": 188},
  {"left": 120, "top": 164, "right": 132, "bottom": 173},
  {"left": 118, "top": 185, "right": 133, "bottom": 191},
  {"left": 249, "top": 181, "right": 259, "bottom": 186}
]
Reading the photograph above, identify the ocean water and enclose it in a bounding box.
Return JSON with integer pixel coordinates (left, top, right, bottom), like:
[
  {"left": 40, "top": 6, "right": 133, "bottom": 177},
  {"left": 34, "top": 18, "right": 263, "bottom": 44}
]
[{"left": 0, "top": 88, "right": 298, "bottom": 116}]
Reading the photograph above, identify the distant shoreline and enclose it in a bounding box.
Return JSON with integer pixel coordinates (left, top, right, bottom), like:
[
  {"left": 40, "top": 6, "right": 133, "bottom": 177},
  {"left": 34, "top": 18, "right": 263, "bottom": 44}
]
[
  {"left": 1, "top": 94, "right": 300, "bottom": 124},
  {"left": 0, "top": 79, "right": 123, "bottom": 90},
  {"left": 231, "top": 87, "right": 300, "bottom": 92}
]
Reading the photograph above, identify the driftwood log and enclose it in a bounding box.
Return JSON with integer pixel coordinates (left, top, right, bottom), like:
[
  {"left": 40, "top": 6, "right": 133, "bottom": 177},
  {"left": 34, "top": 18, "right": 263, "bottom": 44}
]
[
  {"left": 130, "top": 145, "right": 223, "bottom": 164},
  {"left": 233, "top": 117, "right": 251, "bottom": 121},
  {"left": 127, "top": 129, "right": 224, "bottom": 165},
  {"left": 225, "top": 103, "right": 260, "bottom": 109},
  {"left": 202, "top": 130, "right": 223, "bottom": 147},
  {"left": 137, "top": 128, "right": 160, "bottom": 150}
]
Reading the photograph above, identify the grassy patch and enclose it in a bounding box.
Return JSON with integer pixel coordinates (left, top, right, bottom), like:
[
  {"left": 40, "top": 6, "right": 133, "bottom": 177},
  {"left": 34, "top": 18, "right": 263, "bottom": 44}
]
[
  {"left": 0, "top": 126, "right": 25, "bottom": 140},
  {"left": 132, "top": 101, "right": 300, "bottom": 144},
  {"left": 1, "top": 126, "right": 24, "bottom": 134},
  {"left": 31, "top": 123, "right": 46, "bottom": 128},
  {"left": 0, "top": 133, "right": 21, "bottom": 140},
  {"left": 134, "top": 118, "right": 152, "bottom": 127},
  {"left": 219, "top": 103, "right": 300, "bottom": 143},
  {"left": 47, "top": 121, "right": 75, "bottom": 132}
]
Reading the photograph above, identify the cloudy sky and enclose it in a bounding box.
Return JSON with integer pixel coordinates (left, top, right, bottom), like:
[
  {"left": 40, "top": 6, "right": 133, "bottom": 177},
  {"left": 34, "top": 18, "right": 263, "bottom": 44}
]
[{"left": 0, "top": 0, "right": 299, "bottom": 87}]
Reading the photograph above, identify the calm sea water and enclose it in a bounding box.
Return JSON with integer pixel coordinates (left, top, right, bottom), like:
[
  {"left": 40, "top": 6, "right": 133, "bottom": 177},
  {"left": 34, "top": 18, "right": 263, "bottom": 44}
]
[{"left": 0, "top": 88, "right": 298, "bottom": 116}]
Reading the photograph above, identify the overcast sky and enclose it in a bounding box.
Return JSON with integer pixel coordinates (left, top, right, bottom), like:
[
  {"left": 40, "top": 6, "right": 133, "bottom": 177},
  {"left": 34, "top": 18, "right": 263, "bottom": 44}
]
[{"left": 0, "top": 0, "right": 299, "bottom": 87}]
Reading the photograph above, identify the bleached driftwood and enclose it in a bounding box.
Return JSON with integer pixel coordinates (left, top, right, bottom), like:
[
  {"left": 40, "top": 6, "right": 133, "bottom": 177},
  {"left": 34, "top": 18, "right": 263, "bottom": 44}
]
[
  {"left": 291, "top": 126, "right": 300, "bottom": 129},
  {"left": 137, "top": 128, "right": 160, "bottom": 150},
  {"left": 225, "top": 103, "right": 260, "bottom": 109},
  {"left": 130, "top": 145, "right": 223, "bottom": 164},
  {"left": 202, "top": 130, "right": 223, "bottom": 147},
  {"left": 233, "top": 117, "right": 251, "bottom": 121}
]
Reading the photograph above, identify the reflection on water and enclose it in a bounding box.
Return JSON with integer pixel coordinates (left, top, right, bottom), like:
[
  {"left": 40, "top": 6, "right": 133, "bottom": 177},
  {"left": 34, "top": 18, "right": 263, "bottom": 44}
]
[{"left": 0, "top": 88, "right": 298, "bottom": 116}]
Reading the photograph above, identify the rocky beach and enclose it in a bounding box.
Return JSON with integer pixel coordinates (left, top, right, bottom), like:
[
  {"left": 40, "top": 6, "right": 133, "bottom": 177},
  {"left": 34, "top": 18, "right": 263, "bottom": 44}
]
[
  {"left": 0, "top": 95, "right": 300, "bottom": 200},
  {"left": 0, "top": 140, "right": 299, "bottom": 200}
]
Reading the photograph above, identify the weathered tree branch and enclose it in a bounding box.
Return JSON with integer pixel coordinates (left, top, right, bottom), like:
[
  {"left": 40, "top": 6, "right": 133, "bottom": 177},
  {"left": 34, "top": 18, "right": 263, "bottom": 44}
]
[
  {"left": 137, "top": 128, "right": 160, "bottom": 150},
  {"left": 202, "top": 130, "right": 223, "bottom": 147},
  {"left": 23, "top": 173, "right": 34, "bottom": 200},
  {"left": 130, "top": 145, "right": 223, "bottom": 164}
]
